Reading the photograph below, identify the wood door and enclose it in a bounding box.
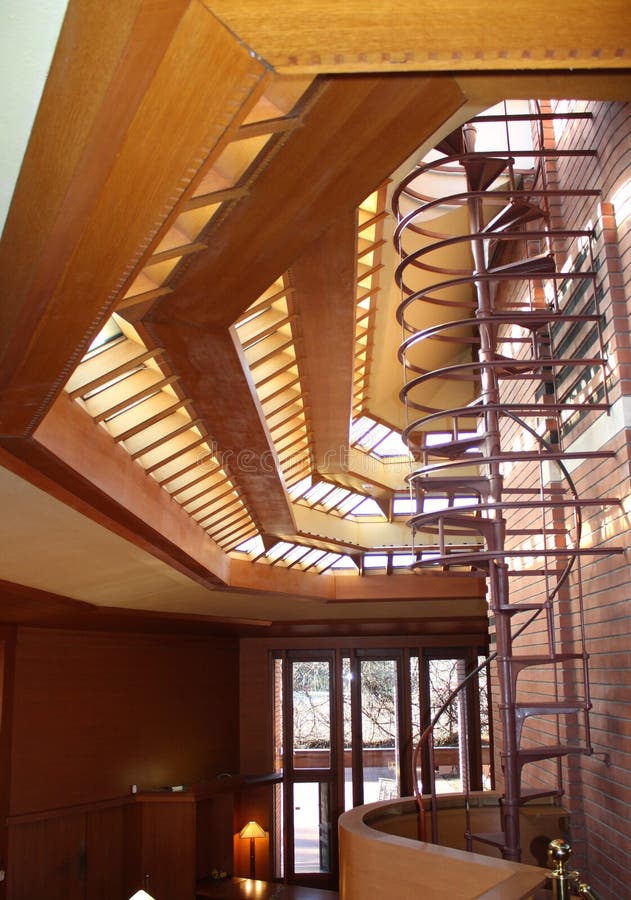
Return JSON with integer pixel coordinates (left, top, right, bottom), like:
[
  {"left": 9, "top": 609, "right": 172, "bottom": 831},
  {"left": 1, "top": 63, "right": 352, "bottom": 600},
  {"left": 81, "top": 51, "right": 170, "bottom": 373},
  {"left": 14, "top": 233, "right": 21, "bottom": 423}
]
[
  {"left": 7, "top": 812, "right": 86, "bottom": 900},
  {"left": 86, "top": 806, "right": 125, "bottom": 900}
]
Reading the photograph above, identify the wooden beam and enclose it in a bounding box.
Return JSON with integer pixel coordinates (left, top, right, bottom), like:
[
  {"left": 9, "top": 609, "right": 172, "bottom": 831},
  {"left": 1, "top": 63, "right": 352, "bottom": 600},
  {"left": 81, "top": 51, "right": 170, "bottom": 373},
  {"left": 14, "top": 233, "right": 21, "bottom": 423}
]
[
  {"left": 93, "top": 375, "right": 180, "bottom": 423},
  {"left": 0, "top": 0, "right": 267, "bottom": 436},
  {"left": 0, "top": 395, "right": 230, "bottom": 589},
  {"left": 206, "top": 1, "right": 631, "bottom": 73},
  {"left": 143, "top": 323, "right": 296, "bottom": 534},
  {"left": 146, "top": 240, "right": 208, "bottom": 266},
  {"left": 149, "top": 75, "right": 468, "bottom": 328},
  {"left": 290, "top": 212, "right": 356, "bottom": 473},
  {"left": 235, "top": 115, "right": 302, "bottom": 140},
  {"left": 116, "top": 287, "right": 173, "bottom": 312},
  {"left": 182, "top": 185, "right": 249, "bottom": 211},
  {"left": 333, "top": 572, "right": 486, "bottom": 603},
  {"left": 133, "top": 424, "right": 206, "bottom": 465},
  {"left": 0, "top": 579, "right": 272, "bottom": 632},
  {"left": 113, "top": 399, "right": 192, "bottom": 443},
  {"left": 68, "top": 348, "right": 166, "bottom": 400}
]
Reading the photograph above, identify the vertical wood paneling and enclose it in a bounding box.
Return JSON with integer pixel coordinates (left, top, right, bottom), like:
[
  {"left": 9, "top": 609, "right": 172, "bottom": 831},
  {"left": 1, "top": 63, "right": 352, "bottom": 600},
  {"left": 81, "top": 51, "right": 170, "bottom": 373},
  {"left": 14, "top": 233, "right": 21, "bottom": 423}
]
[
  {"left": 10, "top": 628, "right": 239, "bottom": 814},
  {"left": 86, "top": 805, "right": 126, "bottom": 900},
  {"left": 7, "top": 813, "right": 86, "bottom": 900}
]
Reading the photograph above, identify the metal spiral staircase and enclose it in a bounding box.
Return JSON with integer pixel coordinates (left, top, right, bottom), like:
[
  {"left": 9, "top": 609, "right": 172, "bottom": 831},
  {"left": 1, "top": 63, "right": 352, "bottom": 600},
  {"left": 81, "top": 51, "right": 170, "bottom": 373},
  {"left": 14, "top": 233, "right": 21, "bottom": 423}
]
[{"left": 393, "top": 103, "right": 623, "bottom": 861}]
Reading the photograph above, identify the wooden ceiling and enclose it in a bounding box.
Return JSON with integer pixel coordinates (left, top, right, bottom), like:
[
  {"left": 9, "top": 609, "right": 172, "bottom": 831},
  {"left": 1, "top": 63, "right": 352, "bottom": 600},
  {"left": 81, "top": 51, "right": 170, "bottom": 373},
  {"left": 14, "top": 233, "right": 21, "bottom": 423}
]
[{"left": 0, "top": 0, "right": 630, "bottom": 631}]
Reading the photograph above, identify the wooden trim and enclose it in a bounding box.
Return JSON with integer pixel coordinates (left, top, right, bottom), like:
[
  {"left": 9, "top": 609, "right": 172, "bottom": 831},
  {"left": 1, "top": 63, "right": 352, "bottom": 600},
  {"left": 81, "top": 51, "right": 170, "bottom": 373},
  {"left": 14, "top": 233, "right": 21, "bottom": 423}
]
[
  {"left": 130, "top": 417, "right": 205, "bottom": 460},
  {"left": 142, "top": 433, "right": 208, "bottom": 473},
  {"left": 204, "top": 1, "right": 631, "bottom": 74},
  {"left": 254, "top": 358, "right": 297, "bottom": 391},
  {"left": 68, "top": 348, "right": 166, "bottom": 400},
  {"left": 93, "top": 375, "right": 179, "bottom": 423},
  {"left": 357, "top": 238, "right": 386, "bottom": 260},
  {"left": 116, "top": 286, "right": 173, "bottom": 312},
  {"left": 187, "top": 486, "right": 239, "bottom": 517},
  {"left": 358, "top": 210, "right": 389, "bottom": 233},
  {"left": 169, "top": 464, "right": 223, "bottom": 497},
  {"left": 113, "top": 399, "right": 191, "bottom": 443},
  {"left": 182, "top": 186, "right": 249, "bottom": 211},
  {"left": 158, "top": 454, "right": 218, "bottom": 487},
  {"left": 249, "top": 337, "right": 295, "bottom": 368},
  {"left": 241, "top": 315, "right": 294, "bottom": 351},
  {"left": 235, "top": 116, "right": 302, "bottom": 141},
  {"left": 147, "top": 240, "right": 207, "bottom": 266}
]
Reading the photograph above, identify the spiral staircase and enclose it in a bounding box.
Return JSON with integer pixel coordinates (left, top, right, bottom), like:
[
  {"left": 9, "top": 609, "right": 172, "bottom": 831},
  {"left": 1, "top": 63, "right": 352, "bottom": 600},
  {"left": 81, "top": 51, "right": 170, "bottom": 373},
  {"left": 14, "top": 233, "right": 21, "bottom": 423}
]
[{"left": 393, "top": 103, "right": 623, "bottom": 861}]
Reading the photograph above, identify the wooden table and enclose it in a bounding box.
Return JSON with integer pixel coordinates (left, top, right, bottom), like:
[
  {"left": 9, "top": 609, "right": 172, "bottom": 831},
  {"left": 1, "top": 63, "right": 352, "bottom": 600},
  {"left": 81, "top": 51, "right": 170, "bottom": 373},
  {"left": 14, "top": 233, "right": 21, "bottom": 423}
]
[{"left": 196, "top": 877, "right": 338, "bottom": 900}]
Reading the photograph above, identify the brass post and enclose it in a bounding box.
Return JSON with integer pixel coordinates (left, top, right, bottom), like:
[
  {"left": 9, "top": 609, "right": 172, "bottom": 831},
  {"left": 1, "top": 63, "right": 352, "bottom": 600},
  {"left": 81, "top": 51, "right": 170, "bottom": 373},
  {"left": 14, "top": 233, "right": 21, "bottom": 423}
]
[
  {"left": 548, "top": 838, "right": 573, "bottom": 900},
  {"left": 548, "top": 838, "right": 600, "bottom": 900}
]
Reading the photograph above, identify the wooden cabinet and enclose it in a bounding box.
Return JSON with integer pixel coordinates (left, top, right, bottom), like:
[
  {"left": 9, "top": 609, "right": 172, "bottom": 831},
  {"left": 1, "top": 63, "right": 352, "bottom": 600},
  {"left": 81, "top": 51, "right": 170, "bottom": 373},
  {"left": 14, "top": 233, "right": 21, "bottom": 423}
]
[
  {"left": 7, "top": 812, "right": 86, "bottom": 900},
  {"left": 125, "top": 795, "right": 196, "bottom": 900},
  {"left": 6, "top": 775, "right": 279, "bottom": 899}
]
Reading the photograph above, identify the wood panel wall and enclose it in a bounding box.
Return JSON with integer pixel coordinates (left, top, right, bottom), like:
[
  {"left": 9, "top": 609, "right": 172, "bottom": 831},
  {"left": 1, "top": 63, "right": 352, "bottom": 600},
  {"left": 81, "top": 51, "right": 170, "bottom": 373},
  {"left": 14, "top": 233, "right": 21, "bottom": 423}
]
[{"left": 9, "top": 627, "right": 239, "bottom": 815}]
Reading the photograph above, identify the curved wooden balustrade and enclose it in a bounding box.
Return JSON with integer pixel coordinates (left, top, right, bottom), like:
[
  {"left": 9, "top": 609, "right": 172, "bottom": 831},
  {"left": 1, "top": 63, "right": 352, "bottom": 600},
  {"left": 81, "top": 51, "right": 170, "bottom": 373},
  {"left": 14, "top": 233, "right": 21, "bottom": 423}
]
[{"left": 338, "top": 796, "right": 548, "bottom": 900}]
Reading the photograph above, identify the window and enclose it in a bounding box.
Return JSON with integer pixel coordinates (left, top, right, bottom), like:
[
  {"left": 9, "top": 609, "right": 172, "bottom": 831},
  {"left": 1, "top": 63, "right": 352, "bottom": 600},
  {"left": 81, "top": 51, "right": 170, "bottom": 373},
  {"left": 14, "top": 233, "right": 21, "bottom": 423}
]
[{"left": 272, "top": 644, "right": 490, "bottom": 884}]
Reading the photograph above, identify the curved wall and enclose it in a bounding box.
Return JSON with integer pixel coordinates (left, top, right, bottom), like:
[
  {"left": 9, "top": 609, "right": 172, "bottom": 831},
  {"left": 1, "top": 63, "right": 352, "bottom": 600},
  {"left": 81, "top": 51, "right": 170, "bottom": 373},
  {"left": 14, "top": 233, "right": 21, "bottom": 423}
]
[{"left": 339, "top": 797, "right": 548, "bottom": 900}]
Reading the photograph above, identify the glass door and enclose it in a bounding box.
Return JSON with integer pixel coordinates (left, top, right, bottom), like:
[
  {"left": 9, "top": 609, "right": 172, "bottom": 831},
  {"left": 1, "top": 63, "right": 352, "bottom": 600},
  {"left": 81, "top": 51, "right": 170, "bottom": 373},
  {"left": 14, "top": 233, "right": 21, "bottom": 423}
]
[
  {"left": 275, "top": 652, "right": 339, "bottom": 887},
  {"left": 346, "top": 651, "right": 411, "bottom": 807},
  {"left": 418, "top": 649, "right": 484, "bottom": 794}
]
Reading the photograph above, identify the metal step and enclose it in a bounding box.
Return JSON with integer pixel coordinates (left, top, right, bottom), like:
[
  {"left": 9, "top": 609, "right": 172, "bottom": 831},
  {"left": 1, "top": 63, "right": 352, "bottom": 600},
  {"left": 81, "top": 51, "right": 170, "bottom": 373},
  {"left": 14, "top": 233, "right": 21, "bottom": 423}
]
[
  {"left": 513, "top": 701, "right": 590, "bottom": 743},
  {"left": 467, "top": 830, "right": 506, "bottom": 851},
  {"left": 408, "top": 510, "right": 500, "bottom": 541},
  {"left": 465, "top": 155, "right": 510, "bottom": 192},
  {"left": 496, "top": 600, "right": 551, "bottom": 613},
  {"left": 421, "top": 435, "right": 485, "bottom": 459},
  {"left": 510, "top": 653, "right": 586, "bottom": 692},
  {"left": 517, "top": 786, "right": 564, "bottom": 806},
  {"left": 488, "top": 251, "right": 556, "bottom": 277},
  {"left": 435, "top": 127, "right": 464, "bottom": 157},
  {"left": 516, "top": 744, "right": 589, "bottom": 767},
  {"left": 408, "top": 474, "right": 490, "bottom": 497},
  {"left": 483, "top": 199, "right": 547, "bottom": 235}
]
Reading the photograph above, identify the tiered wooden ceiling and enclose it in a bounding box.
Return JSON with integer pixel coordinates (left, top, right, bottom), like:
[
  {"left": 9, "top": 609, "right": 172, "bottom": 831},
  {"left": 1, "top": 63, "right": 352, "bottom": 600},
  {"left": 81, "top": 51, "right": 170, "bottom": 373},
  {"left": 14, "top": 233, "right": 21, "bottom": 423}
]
[{"left": 0, "top": 0, "right": 629, "bottom": 631}]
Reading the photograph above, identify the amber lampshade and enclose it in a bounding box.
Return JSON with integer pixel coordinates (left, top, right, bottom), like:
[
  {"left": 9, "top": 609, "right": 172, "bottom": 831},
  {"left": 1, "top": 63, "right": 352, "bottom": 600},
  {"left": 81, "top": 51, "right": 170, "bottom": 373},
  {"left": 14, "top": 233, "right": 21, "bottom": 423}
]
[{"left": 239, "top": 820, "right": 266, "bottom": 840}]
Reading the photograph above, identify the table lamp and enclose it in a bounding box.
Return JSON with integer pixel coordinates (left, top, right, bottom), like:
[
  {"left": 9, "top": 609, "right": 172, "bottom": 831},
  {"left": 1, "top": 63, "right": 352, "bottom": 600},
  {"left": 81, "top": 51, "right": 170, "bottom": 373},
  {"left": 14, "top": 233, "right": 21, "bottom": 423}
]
[{"left": 239, "top": 820, "right": 266, "bottom": 879}]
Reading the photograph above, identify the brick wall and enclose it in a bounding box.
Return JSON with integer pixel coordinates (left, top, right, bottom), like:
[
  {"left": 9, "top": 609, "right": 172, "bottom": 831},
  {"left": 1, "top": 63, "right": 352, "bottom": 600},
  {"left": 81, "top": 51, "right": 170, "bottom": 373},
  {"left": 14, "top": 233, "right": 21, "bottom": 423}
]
[{"left": 489, "top": 100, "right": 631, "bottom": 897}]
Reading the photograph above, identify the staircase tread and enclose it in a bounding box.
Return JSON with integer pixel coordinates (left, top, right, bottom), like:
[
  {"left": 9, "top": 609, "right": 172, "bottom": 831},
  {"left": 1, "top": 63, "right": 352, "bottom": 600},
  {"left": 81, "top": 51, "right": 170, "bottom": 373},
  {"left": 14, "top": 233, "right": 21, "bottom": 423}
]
[
  {"left": 466, "top": 156, "right": 510, "bottom": 192},
  {"left": 513, "top": 700, "right": 588, "bottom": 711},
  {"left": 512, "top": 653, "right": 585, "bottom": 663},
  {"left": 468, "top": 830, "right": 506, "bottom": 848},
  {"left": 488, "top": 252, "right": 556, "bottom": 276},
  {"left": 483, "top": 199, "right": 545, "bottom": 234},
  {"left": 517, "top": 744, "right": 588, "bottom": 761},
  {"left": 496, "top": 601, "right": 549, "bottom": 612},
  {"left": 518, "top": 787, "right": 563, "bottom": 803}
]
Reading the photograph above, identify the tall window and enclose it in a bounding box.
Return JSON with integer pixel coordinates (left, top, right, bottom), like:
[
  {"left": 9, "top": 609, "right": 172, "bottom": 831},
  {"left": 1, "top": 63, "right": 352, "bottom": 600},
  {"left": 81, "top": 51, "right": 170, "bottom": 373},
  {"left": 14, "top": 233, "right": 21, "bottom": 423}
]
[{"left": 272, "top": 645, "right": 489, "bottom": 885}]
